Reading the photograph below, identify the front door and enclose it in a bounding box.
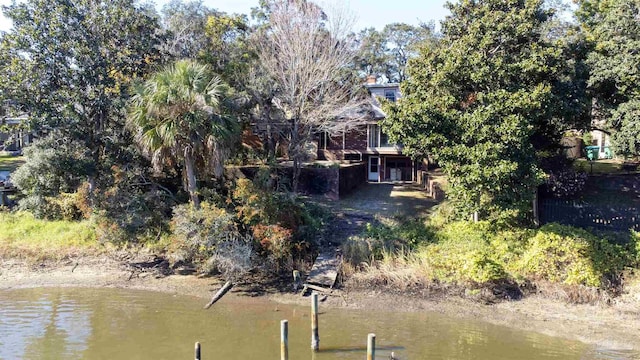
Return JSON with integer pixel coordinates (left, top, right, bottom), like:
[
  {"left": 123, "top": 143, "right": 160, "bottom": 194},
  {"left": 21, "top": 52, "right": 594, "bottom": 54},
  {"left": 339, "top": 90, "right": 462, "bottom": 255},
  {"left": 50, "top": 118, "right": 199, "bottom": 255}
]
[{"left": 368, "top": 156, "right": 380, "bottom": 182}]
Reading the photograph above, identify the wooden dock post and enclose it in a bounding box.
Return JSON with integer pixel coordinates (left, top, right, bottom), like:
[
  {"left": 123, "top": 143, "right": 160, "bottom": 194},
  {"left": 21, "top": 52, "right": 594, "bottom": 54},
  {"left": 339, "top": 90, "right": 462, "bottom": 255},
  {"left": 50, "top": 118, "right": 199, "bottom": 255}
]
[
  {"left": 195, "top": 342, "right": 201, "bottom": 360},
  {"left": 367, "top": 333, "right": 376, "bottom": 360},
  {"left": 281, "top": 320, "right": 289, "bottom": 360},
  {"left": 311, "top": 292, "right": 319, "bottom": 351}
]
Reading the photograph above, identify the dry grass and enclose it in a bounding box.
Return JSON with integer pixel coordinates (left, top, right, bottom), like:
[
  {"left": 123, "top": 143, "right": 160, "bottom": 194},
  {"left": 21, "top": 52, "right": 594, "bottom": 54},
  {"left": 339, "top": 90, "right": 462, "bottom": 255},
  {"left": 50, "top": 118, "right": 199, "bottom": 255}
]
[{"left": 534, "top": 281, "right": 612, "bottom": 305}]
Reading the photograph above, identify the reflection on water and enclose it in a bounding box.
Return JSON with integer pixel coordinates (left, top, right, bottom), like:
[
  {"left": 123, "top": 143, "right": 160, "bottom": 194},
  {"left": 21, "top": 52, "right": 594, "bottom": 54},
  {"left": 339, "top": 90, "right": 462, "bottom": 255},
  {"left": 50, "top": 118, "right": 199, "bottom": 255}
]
[{"left": 0, "top": 288, "right": 636, "bottom": 359}]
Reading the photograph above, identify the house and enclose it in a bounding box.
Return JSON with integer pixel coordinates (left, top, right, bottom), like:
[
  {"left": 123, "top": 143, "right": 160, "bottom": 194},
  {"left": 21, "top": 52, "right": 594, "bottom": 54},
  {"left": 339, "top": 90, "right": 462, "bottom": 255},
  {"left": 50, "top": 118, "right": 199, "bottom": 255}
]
[
  {"left": 317, "top": 76, "right": 417, "bottom": 182},
  {"left": 0, "top": 114, "right": 31, "bottom": 153},
  {"left": 587, "top": 129, "right": 612, "bottom": 159}
]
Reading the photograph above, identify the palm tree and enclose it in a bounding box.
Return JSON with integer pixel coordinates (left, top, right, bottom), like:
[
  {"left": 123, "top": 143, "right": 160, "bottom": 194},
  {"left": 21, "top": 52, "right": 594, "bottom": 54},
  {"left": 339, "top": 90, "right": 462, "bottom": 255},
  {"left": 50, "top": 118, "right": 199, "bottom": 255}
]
[{"left": 128, "top": 60, "right": 238, "bottom": 209}]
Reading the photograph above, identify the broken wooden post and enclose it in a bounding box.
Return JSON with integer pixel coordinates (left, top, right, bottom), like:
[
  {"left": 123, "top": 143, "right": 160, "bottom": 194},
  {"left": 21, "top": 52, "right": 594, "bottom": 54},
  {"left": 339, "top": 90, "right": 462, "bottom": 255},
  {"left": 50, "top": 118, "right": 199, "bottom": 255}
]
[
  {"left": 204, "top": 281, "right": 234, "bottom": 309},
  {"left": 311, "top": 292, "right": 319, "bottom": 351},
  {"left": 281, "top": 320, "right": 289, "bottom": 360},
  {"left": 367, "top": 333, "right": 376, "bottom": 360},
  {"left": 195, "top": 342, "right": 201, "bottom": 360},
  {"left": 292, "top": 270, "right": 301, "bottom": 292}
]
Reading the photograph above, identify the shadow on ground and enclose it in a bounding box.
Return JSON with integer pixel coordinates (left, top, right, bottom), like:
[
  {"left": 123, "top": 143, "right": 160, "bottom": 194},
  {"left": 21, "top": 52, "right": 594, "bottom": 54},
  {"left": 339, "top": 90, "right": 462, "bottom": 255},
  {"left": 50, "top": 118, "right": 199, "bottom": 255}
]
[
  {"left": 337, "top": 183, "right": 437, "bottom": 217},
  {"left": 309, "top": 183, "right": 439, "bottom": 247}
]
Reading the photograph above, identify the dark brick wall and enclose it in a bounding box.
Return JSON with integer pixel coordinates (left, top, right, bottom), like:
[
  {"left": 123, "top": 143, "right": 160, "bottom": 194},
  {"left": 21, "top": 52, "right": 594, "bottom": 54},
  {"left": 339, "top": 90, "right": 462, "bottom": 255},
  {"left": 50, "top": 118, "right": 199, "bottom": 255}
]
[
  {"left": 344, "top": 127, "right": 368, "bottom": 150},
  {"left": 339, "top": 163, "right": 367, "bottom": 196},
  {"left": 228, "top": 164, "right": 366, "bottom": 199},
  {"left": 320, "top": 126, "right": 368, "bottom": 160}
]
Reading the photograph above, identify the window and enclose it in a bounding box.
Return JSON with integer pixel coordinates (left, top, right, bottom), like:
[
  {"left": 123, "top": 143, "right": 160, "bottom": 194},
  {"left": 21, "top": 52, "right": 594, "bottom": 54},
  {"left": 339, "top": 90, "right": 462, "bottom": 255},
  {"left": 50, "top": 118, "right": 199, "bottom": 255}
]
[
  {"left": 318, "top": 131, "right": 327, "bottom": 149},
  {"left": 380, "top": 130, "right": 390, "bottom": 147},
  {"left": 344, "top": 153, "right": 361, "bottom": 161},
  {"left": 368, "top": 124, "right": 393, "bottom": 148},
  {"left": 368, "top": 124, "right": 379, "bottom": 148},
  {"left": 384, "top": 90, "right": 396, "bottom": 102}
]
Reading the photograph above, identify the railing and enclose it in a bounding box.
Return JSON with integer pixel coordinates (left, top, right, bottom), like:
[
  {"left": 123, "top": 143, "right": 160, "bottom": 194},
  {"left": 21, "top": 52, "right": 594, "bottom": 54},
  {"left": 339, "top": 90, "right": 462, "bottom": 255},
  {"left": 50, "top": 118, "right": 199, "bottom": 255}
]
[{"left": 539, "top": 199, "right": 639, "bottom": 232}]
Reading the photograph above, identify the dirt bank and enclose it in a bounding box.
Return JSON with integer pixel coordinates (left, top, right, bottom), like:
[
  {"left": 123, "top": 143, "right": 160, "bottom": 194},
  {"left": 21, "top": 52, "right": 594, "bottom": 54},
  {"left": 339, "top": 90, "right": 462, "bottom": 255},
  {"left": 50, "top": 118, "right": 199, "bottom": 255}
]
[{"left": 1, "top": 256, "right": 639, "bottom": 353}]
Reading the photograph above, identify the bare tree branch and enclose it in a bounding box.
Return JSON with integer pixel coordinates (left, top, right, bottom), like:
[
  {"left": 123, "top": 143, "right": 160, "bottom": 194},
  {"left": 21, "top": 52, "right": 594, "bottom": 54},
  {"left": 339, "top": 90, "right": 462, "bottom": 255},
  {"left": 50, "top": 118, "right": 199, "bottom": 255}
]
[{"left": 253, "top": 0, "right": 367, "bottom": 191}]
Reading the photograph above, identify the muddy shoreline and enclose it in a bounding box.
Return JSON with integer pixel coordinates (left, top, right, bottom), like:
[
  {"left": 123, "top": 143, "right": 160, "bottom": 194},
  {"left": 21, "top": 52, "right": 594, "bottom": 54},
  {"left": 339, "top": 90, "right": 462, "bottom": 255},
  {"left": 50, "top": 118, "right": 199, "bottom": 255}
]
[{"left": 1, "top": 256, "right": 639, "bottom": 352}]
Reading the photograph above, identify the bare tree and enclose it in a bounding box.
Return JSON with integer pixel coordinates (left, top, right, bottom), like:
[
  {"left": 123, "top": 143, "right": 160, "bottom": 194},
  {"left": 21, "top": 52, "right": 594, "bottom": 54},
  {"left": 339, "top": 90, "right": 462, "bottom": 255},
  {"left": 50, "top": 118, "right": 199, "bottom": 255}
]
[{"left": 253, "top": 0, "right": 366, "bottom": 192}]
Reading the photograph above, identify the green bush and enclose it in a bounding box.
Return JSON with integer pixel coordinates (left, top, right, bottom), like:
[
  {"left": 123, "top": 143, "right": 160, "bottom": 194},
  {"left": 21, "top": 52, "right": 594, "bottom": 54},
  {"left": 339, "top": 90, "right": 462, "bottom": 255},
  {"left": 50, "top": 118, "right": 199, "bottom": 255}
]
[
  {"left": 415, "top": 222, "right": 517, "bottom": 284},
  {"left": 518, "top": 224, "right": 631, "bottom": 287},
  {"left": 364, "top": 217, "right": 434, "bottom": 249},
  {"left": 343, "top": 234, "right": 389, "bottom": 266},
  {"left": 346, "top": 219, "right": 634, "bottom": 290},
  {"left": 631, "top": 231, "right": 640, "bottom": 266}
]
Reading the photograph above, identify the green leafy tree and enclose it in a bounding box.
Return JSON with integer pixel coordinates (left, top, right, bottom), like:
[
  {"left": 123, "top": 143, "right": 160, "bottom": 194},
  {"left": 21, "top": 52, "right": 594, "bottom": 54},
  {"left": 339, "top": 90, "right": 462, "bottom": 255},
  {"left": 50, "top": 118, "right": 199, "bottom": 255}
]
[
  {"left": 383, "top": 0, "right": 565, "bottom": 221},
  {"left": 355, "top": 22, "right": 436, "bottom": 83},
  {"left": 0, "top": 0, "right": 164, "bottom": 193},
  {"left": 579, "top": 0, "right": 640, "bottom": 157},
  {"left": 127, "top": 60, "right": 239, "bottom": 209},
  {"left": 355, "top": 28, "right": 391, "bottom": 80}
]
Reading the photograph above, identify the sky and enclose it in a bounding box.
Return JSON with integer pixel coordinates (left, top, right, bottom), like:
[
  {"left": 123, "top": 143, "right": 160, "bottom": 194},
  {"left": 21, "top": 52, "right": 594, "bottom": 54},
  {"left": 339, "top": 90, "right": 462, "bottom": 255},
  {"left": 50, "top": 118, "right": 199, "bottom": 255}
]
[
  {"left": 0, "top": 0, "right": 453, "bottom": 32},
  {"left": 0, "top": 0, "right": 575, "bottom": 33}
]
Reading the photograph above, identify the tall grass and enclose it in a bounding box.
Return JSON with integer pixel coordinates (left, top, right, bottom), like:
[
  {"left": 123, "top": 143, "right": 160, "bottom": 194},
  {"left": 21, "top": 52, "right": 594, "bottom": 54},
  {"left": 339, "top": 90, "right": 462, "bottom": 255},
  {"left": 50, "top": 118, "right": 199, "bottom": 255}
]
[{"left": 0, "top": 211, "right": 99, "bottom": 261}]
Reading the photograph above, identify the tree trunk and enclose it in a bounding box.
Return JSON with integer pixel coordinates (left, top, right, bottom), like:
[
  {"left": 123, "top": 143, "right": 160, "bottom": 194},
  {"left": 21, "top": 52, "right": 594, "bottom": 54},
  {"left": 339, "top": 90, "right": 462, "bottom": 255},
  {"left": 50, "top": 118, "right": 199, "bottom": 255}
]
[
  {"left": 184, "top": 148, "right": 200, "bottom": 210},
  {"left": 291, "top": 118, "right": 301, "bottom": 193},
  {"left": 264, "top": 102, "right": 276, "bottom": 161}
]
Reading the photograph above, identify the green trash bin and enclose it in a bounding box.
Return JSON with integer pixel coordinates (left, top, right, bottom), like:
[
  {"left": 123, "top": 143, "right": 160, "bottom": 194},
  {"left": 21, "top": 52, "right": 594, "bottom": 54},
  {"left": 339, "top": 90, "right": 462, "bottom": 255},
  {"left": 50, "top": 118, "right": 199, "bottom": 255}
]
[
  {"left": 603, "top": 146, "right": 613, "bottom": 159},
  {"left": 585, "top": 146, "right": 599, "bottom": 161}
]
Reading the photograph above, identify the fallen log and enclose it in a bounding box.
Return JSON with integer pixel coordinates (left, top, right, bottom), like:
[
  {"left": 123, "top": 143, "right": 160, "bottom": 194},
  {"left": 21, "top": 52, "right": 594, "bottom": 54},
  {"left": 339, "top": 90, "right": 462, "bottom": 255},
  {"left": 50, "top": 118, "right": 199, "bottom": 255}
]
[{"left": 204, "top": 281, "right": 234, "bottom": 309}]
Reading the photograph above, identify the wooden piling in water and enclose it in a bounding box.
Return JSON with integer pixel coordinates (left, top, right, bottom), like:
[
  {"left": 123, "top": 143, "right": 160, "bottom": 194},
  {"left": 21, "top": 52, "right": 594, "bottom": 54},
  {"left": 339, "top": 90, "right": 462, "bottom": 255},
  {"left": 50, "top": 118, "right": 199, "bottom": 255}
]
[
  {"left": 367, "top": 333, "right": 376, "bottom": 360},
  {"left": 311, "top": 292, "right": 319, "bottom": 351},
  {"left": 195, "top": 342, "right": 201, "bottom": 360},
  {"left": 281, "top": 320, "right": 289, "bottom": 360}
]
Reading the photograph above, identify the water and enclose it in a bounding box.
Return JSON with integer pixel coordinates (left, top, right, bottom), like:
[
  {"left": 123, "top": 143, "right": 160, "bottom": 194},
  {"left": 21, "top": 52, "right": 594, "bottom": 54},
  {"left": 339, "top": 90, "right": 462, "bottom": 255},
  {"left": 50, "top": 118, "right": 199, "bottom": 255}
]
[{"left": 0, "top": 288, "right": 636, "bottom": 359}]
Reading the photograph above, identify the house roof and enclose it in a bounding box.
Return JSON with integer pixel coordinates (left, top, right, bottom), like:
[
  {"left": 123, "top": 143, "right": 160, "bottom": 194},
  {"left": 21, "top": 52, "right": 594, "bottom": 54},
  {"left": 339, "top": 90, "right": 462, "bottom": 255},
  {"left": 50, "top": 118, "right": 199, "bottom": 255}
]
[
  {"left": 2, "top": 114, "right": 28, "bottom": 125},
  {"left": 364, "top": 83, "right": 400, "bottom": 89}
]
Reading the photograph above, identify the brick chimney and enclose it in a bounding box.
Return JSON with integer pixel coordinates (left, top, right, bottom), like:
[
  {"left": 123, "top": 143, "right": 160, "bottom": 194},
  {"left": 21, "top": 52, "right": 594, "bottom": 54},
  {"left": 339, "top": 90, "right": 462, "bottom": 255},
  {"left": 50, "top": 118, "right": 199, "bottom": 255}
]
[{"left": 365, "top": 75, "right": 377, "bottom": 85}]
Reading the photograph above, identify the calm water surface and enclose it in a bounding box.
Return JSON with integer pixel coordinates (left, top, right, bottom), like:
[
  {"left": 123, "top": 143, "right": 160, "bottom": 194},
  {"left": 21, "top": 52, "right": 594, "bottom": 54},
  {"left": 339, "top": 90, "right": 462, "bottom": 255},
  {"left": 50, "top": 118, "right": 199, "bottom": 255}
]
[{"left": 0, "top": 288, "right": 636, "bottom": 359}]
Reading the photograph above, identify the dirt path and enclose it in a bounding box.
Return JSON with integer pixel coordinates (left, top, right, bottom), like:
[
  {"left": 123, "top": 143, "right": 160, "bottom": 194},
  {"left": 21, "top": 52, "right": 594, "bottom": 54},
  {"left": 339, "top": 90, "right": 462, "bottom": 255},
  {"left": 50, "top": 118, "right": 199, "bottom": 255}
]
[{"left": 314, "top": 183, "right": 436, "bottom": 248}]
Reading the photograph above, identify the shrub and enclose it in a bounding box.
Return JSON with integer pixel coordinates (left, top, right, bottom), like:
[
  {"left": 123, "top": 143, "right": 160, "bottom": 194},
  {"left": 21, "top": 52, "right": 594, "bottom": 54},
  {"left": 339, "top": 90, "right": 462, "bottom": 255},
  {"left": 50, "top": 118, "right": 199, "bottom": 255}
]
[
  {"left": 206, "top": 237, "right": 254, "bottom": 279},
  {"left": 232, "top": 177, "right": 324, "bottom": 242},
  {"left": 170, "top": 202, "right": 242, "bottom": 264},
  {"left": 342, "top": 235, "right": 388, "bottom": 267},
  {"left": 252, "top": 224, "right": 294, "bottom": 266},
  {"left": 415, "top": 222, "right": 512, "bottom": 284},
  {"left": 233, "top": 178, "right": 305, "bottom": 230},
  {"left": 632, "top": 231, "right": 640, "bottom": 266},
  {"left": 517, "top": 224, "right": 630, "bottom": 287},
  {"left": 92, "top": 166, "right": 174, "bottom": 244},
  {"left": 344, "top": 217, "right": 636, "bottom": 295},
  {"left": 13, "top": 133, "right": 94, "bottom": 218}
]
